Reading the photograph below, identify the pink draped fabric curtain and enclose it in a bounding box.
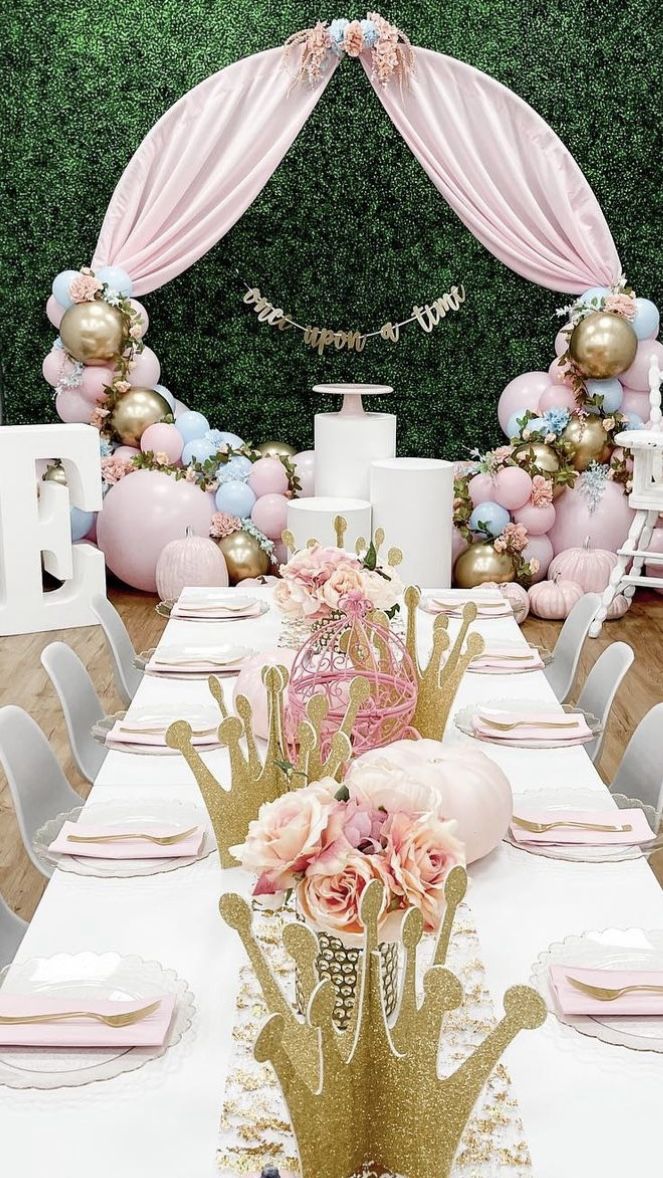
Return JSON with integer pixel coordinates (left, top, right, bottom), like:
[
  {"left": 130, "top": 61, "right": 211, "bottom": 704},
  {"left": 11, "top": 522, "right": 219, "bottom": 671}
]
[
  {"left": 361, "top": 47, "right": 621, "bottom": 294},
  {"left": 92, "top": 48, "right": 337, "bottom": 296}
]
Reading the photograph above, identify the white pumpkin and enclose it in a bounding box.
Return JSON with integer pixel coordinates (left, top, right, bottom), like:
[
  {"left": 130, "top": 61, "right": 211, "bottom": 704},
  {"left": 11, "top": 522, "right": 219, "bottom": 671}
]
[
  {"left": 549, "top": 539, "right": 618, "bottom": 593},
  {"left": 482, "top": 580, "right": 529, "bottom": 624},
  {"left": 350, "top": 738, "right": 512, "bottom": 864},
  {"left": 155, "top": 526, "right": 229, "bottom": 599},
  {"left": 528, "top": 577, "right": 584, "bottom": 619}
]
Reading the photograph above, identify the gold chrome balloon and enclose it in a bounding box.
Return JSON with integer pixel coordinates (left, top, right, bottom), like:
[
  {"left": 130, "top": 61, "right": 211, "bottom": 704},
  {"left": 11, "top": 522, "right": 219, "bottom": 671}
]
[
  {"left": 59, "top": 300, "right": 124, "bottom": 366},
  {"left": 42, "top": 462, "right": 67, "bottom": 486},
  {"left": 562, "top": 416, "right": 611, "bottom": 471},
  {"left": 453, "top": 543, "right": 515, "bottom": 589},
  {"left": 256, "top": 440, "right": 297, "bottom": 459},
  {"left": 569, "top": 312, "right": 637, "bottom": 378},
  {"left": 513, "top": 441, "right": 565, "bottom": 500},
  {"left": 218, "top": 531, "right": 271, "bottom": 584},
  {"left": 109, "top": 387, "right": 171, "bottom": 447}
]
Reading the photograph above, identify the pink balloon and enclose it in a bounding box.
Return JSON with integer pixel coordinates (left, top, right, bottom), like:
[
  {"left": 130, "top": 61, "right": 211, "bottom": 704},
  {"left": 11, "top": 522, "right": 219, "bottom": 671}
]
[
  {"left": 620, "top": 339, "right": 663, "bottom": 391},
  {"left": 272, "top": 540, "right": 288, "bottom": 567},
  {"left": 55, "top": 389, "right": 93, "bottom": 423},
  {"left": 468, "top": 472, "right": 495, "bottom": 507},
  {"left": 78, "top": 365, "right": 115, "bottom": 404},
  {"left": 492, "top": 466, "right": 532, "bottom": 510},
  {"left": 43, "top": 349, "right": 74, "bottom": 387},
  {"left": 113, "top": 445, "right": 140, "bottom": 461},
  {"left": 548, "top": 356, "right": 574, "bottom": 387},
  {"left": 97, "top": 470, "right": 213, "bottom": 592},
  {"left": 128, "top": 347, "right": 161, "bottom": 387},
  {"left": 522, "top": 534, "right": 553, "bottom": 582},
  {"left": 46, "top": 295, "right": 64, "bottom": 329},
  {"left": 129, "top": 299, "right": 149, "bottom": 337},
  {"left": 233, "top": 648, "right": 296, "bottom": 740},
  {"left": 293, "top": 450, "right": 315, "bottom": 498},
  {"left": 140, "top": 422, "right": 184, "bottom": 463},
  {"left": 452, "top": 526, "right": 469, "bottom": 563},
  {"left": 539, "top": 384, "right": 577, "bottom": 414},
  {"left": 554, "top": 327, "right": 569, "bottom": 357},
  {"left": 173, "top": 399, "right": 189, "bottom": 418},
  {"left": 248, "top": 456, "right": 289, "bottom": 497},
  {"left": 549, "top": 482, "right": 634, "bottom": 555},
  {"left": 513, "top": 501, "right": 556, "bottom": 536},
  {"left": 620, "top": 386, "right": 651, "bottom": 419},
  {"left": 251, "top": 492, "right": 289, "bottom": 540},
  {"left": 497, "top": 372, "right": 551, "bottom": 435}
]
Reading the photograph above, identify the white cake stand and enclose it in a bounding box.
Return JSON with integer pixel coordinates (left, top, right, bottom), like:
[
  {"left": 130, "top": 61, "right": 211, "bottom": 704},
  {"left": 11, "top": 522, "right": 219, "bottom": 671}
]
[
  {"left": 312, "top": 385, "right": 397, "bottom": 499},
  {"left": 312, "top": 383, "right": 393, "bottom": 416}
]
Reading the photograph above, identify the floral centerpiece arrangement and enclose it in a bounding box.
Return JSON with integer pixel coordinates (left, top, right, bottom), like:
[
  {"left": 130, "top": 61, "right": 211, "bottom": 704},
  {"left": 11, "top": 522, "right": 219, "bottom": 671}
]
[{"left": 275, "top": 540, "right": 403, "bottom": 621}]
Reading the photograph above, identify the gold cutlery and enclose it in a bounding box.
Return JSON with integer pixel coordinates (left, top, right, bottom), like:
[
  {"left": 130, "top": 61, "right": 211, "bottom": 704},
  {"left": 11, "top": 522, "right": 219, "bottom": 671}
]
[
  {"left": 176, "top": 602, "right": 253, "bottom": 613},
  {"left": 512, "top": 816, "right": 632, "bottom": 834},
  {"left": 118, "top": 725, "right": 216, "bottom": 736},
  {"left": 153, "top": 659, "right": 240, "bottom": 668},
  {"left": 474, "top": 653, "right": 536, "bottom": 662},
  {"left": 0, "top": 1000, "right": 161, "bottom": 1027},
  {"left": 566, "top": 976, "right": 663, "bottom": 1002},
  {"left": 480, "top": 716, "right": 579, "bottom": 730},
  {"left": 67, "top": 826, "right": 199, "bottom": 845}
]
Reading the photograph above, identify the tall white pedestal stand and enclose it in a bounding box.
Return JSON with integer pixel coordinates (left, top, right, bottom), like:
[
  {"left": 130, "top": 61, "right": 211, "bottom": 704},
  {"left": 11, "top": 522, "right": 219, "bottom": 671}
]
[
  {"left": 370, "top": 457, "right": 454, "bottom": 588},
  {"left": 313, "top": 384, "right": 396, "bottom": 500}
]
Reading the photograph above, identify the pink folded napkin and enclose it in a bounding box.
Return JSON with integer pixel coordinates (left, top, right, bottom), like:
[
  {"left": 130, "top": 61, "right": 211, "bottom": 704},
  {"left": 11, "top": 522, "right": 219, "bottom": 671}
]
[
  {"left": 48, "top": 821, "right": 205, "bottom": 859},
  {"left": 0, "top": 994, "right": 176, "bottom": 1047},
  {"left": 549, "top": 964, "right": 663, "bottom": 1015},
  {"left": 472, "top": 707, "right": 591, "bottom": 743},
  {"left": 171, "top": 602, "right": 262, "bottom": 619},
  {"left": 105, "top": 722, "right": 219, "bottom": 749},
  {"left": 471, "top": 647, "right": 544, "bottom": 672},
  {"left": 510, "top": 808, "right": 653, "bottom": 845}
]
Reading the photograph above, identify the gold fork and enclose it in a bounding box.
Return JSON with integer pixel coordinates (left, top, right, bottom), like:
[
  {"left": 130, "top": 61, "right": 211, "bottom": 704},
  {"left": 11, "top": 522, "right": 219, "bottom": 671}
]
[
  {"left": 567, "top": 976, "right": 663, "bottom": 1002},
  {"left": 480, "top": 716, "right": 579, "bottom": 730},
  {"left": 0, "top": 1000, "right": 161, "bottom": 1027},
  {"left": 512, "top": 816, "right": 631, "bottom": 834},
  {"left": 67, "top": 826, "right": 199, "bottom": 845}
]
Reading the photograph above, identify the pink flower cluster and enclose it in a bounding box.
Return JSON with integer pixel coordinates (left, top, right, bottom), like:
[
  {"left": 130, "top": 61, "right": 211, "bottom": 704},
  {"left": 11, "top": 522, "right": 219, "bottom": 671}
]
[
  {"left": 274, "top": 542, "right": 402, "bottom": 620},
  {"left": 100, "top": 455, "right": 133, "bottom": 485},
  {"left": 301, "top": 20, "right": 332, "bottom": 82},
  {"left": 231, "top": 758, "right": 464, "bottom": 935},
  {"left": 209, "top": 511, "right": 241, "bottom": 539},
  {"left": 89, "top": 405, "right": 110, "bottom": 429},
  {"left": 530, "top": 474, "right": 553, "bottom": 507},
  {"left": 604, "top": 293, "right": 636, "bottom": 319},
  {"left": 494, "top": 521, "right": 528, "bottom": 553},
  {"left": 69, "top": 269, "right": 102, "bottom": 303},
  {"left": 343, "top": 19, "right": 364, "bottom": 56}
]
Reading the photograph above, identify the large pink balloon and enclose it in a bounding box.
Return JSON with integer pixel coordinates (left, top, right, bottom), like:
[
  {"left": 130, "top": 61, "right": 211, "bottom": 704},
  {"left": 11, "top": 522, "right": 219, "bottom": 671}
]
[
  {"left": 248, "top": 456, "right": 289, "bottom": 496},
  {"left": 620, "top": 386, "right": 651, "bottom": 419},
  {"left": 539, "top": 384, "right": 577, "bottom": 414},
  {"left": 233, "top": 648, "right": 296, "bottom": 740},
  {"left": 468, "top": 472, "right": 495, "bottom": 507},
  {"left": 522, "top": 534, "right": 553, "bottom": 581},
  {"left": 452, "top": 526, "right": 469, "bottom": 563},
  {"left": 497, "top": 372, "right": 551, "bottom": 434},
  {"left": 55, "top": 389, "right": 93, "bottom": 423},
  {"left": 548, "top": 357, "right": 574, "bottom": 387},
  {"left": 513, "top": 501, "right": 556, "bottom": 535},
  {"left": 620, "top": 339, "right": 663, "bottom": 391},
  {"left": 554, "top": 327, "right": 569, "bottom": 356},
  {"left": 97, "top": 470, "right": 213, "bottom": 592},
  {"left": 113, "top": 445, "right": 140, "bottom": 461},
  {"left": 129, "top": 299, "right": 149, "bottom": 337},
  {"left": 549, "top": 482, "right": 634, "bottom": 555},
  {"left": 43, "top": 349, "right": 74, "bottom": 387},
  {"left": 293, "top": 450, "right": 315, "bottom": 497},
  {"left": 140, "top": 422, "right": 184, "bottom": 463},
  {"left": 251, "top": 492, "right": 289, "bottom": 540},
  {"left": 79, "top": 365, "right": 115, "bottom": 404},
  {"left": 128, "top": 347, "right": 161, "bottom": 387},
  {"left": 46, "top": 295, "right": 64, "bottom": 329},
  {"left": 492, "top": 466, "right": 532, "bottom": 510},
  {"left": 272, "top": 540, "right": 288, "bottom": 566}
]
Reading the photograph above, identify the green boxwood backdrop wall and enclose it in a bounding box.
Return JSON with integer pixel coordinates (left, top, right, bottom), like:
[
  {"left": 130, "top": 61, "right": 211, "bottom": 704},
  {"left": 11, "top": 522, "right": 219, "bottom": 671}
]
[{"left": 1, "top": 1, "right": 660, "bottom": 457}]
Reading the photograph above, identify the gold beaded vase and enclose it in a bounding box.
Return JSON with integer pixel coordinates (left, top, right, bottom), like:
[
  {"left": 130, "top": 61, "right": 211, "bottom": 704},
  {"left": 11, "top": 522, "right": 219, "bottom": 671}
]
[{"left": 297, "top": 932, "right": 400, "bottom": 1030}]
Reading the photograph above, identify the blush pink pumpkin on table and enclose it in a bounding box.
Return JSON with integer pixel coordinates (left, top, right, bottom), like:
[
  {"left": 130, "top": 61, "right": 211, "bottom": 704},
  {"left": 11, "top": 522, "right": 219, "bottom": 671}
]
[
  {"left": 155, "top": 526, "right": 229, "bottom": 600},
  {"left": 351, "top": 739, "right": 512, "bottom": 864},
  {"left": 233, "top": 649, "right": 296, "bottom": 740},
  {"left": 481, "top": 580, "right": 530, "bottom": 623}
]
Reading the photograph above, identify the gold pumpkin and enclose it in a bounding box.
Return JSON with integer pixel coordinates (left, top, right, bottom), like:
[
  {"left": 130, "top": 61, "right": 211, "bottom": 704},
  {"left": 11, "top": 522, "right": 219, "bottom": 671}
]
[
  {"left": 562, "top": 416, "right": 611, "bottom": 471},
  {"left": 109, "top": 387, "right": 171, "bottom": 447},
  {"left": 218, "top": 531, "right": 271, "bottom": 584},
  {"left": 569, "top": 312, "right": 637, "bottom": 378},
  {"left": 59, "top": 300, "right": 124, "bottom": 366},
  {"left": 454, "top": 543, "right": 515, "bottom": 589}
]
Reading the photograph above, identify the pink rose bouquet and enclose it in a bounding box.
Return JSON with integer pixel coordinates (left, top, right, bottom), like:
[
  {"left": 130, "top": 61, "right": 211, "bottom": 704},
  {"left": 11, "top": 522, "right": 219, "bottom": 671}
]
[{"left": 275, "top": 541, "right": 402, "bottom": 621}]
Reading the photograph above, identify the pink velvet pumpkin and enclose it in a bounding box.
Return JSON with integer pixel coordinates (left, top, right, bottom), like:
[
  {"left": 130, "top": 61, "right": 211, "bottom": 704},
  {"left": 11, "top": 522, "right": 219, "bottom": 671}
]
[
  {"left": 233, "top": 648, "right": 296, "bottom": 740},
  {"left": 607, "top": 593, "right": 629, "bottom": 620},
  {"left": 155, "top": 526, "right": 229, "bottom": 600},
  {"left": 482, "top": 580, "right": 530, "bottom": 624},
  {"left": 548, "top": 540, "right": 618, "bottom": 593},
  {"left": 351, "top": 738, "right": 512, "bottom": 864},
  {"left": 528, "top": 578, "right": 583, "bottom": 619}
]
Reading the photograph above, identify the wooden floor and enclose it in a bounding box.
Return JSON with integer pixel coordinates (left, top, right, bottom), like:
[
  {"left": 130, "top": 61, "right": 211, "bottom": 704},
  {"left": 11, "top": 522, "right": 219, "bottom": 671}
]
[{"left": 1, "top": 585, "right": 662, "bottom": 923}]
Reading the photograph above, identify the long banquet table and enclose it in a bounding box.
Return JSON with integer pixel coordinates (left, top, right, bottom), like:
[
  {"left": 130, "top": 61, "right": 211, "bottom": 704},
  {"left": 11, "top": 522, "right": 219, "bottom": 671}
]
[{"left": 2, "top": 586, "right": 663, "bottom": 1178}]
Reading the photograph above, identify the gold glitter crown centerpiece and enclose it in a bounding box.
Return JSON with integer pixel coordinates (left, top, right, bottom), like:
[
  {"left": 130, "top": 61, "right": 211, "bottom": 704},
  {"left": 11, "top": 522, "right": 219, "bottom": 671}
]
[
  {"left": 220, "top": 867, "right": 546, "bottom": 1178},
  {"left": 404, "top": 585, "right": 485, "bottom": 739}
]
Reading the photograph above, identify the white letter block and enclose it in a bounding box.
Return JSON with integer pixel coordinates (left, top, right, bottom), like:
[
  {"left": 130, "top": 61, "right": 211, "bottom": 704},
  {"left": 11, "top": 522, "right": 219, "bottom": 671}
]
[{"left": 0, "top": 424, "right": 106, "bottom": 635}]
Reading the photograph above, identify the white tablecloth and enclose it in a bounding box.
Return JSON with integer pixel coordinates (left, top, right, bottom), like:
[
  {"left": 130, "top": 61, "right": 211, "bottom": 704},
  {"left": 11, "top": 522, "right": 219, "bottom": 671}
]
[{"left": 2, "top": 588, "right": 662, "bottom": 1178}]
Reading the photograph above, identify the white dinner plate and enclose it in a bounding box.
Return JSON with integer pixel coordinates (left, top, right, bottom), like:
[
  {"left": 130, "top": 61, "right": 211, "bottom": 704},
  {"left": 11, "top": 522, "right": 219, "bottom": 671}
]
[
  {"left": 505, "top": 788, "right": 659, "bottom": 863},
  {"left": 454, "top": 698, "right": 601, "bottom": 749},
  {"left": 119, "top": 704, "right": 219, "bottom": 733},
  {"left": 156, "top": 599, "right": 269, "bottom": 622}
]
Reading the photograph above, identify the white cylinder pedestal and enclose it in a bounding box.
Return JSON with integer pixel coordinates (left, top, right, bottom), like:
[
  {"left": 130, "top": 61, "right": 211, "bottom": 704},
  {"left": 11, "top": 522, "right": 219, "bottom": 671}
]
[
  {"left": 286, "top": 497, "right": 372, "bottom": 553},
  {"left": 314, "top": 412, "right": 396, "bottom": 499},
  {"left": 369, "top": 458, "right": 454, "bottom": 588}
]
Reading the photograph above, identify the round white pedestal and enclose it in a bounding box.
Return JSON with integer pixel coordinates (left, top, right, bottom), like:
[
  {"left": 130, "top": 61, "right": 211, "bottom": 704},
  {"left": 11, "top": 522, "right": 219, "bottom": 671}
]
[
  {"left": 370, "top": 457, "right": 454, "bottom": 588},
  {"left": 314, "top": 412, "right": 396, "bottom": 499},
  {"left": 286, "top": 497, "right": 372, "bottom": 553}
]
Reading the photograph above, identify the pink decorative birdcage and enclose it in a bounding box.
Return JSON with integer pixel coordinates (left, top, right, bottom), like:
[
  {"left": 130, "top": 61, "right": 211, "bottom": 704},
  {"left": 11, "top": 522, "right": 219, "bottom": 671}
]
[{"left": 285, "top": 596, "right": 418, "bottom": 758}]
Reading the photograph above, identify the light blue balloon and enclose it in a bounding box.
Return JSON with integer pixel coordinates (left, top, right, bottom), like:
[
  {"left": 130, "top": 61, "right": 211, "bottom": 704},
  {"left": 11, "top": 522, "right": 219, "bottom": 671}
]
[
  {"left": 526, "top": 417, "right": 548, "bottom": 434},
  {"left": 585, "top": 378, "right": 623, "bottom": 413},
  {"left": 215, "top": 480, "right": 256, "bottom": 517},
  {"left": 215, "top": 430, "right": 244, "bottom": 449},
  {"left": 70, "top": 507, "right": 95, "bottom": 542},
  {"left": 182, "top": 438, "right": 216, "bottom": 466},
  {"left": 626, "top": 412, "right": 645, "bottom": 430},
  {"left": 175, "top": 410, "right": 210, "bottom": 443},
  {"left": 52, "top": 269, "right": 79, "bottom": 310},
  {"left": 153, "top": 383, "right": 175, "bottom": 411},
  {"left": 632, "top": 298, "right": 660, "bottom": 341},
  {"left": 96, "top": 265, "right": 133, "bottom": 297},
  {"left": 469, "top": 501, "right": 510, "bottom": 538},
  {"left": 579, "top": 286, "right": 611, "bottom": 306},
  {"left": 506, "top": 410, "right": 527, "bottom": 438},
  {"left": 220, "top": 455, "right": 252, "bottom": 483}
]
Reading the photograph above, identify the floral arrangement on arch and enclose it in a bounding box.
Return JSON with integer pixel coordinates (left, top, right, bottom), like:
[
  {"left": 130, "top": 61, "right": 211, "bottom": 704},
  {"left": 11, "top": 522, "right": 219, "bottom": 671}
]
[
  {"left": 231, "top": 757, "right": 464, "bottom": 938},
  {"left": 285, "top": 11, "right": 413, "bottom": 88},
  {"left": 275, "top": 539, "right": 403, "bottom": 621}
]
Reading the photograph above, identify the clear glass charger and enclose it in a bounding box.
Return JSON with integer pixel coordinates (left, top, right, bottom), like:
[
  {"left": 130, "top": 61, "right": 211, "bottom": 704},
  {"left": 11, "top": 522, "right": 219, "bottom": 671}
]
[
  {"left": 135, "top": 642, "right": 254, "bottom": 680},
  {"left": 156, "top": 599, "right": 270, "bottom": 621},
  {"left": 93, "top": 704, "right": 223, "bottom": 755},
  {"left": 466, "top": 643, "right": 552, "bottom": 675},
  {"left": 0, "top": 951, "right": 195, "bottom": 1089},
  {"left": 504, "top": 787, "right": 659, "bottom": 863},
  {"left": 33, "top": 799, "right": 216, "bottom": 878},
  {"left": 530, "top": 928, "right": 663, "bottom": 1054},
  {"left": 419, "top": 594, "right": 516, "bottom": 619},
  {"left": 454, "top": 698, "right": 601, "bottom": 749}
]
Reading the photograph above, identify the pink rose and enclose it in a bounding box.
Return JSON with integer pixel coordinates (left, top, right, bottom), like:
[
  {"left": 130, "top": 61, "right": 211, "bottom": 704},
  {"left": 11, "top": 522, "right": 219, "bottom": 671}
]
[
  {"left": 100, "top": 455, "right": 132, "bottom": 485},
  {"left": 320, "top": 564, "right": 366, "bottom": 609},
  {"left": 114, "top": 380, "right": 131, "bottom": 394},
  {"left": 296, "top": 845, "right": 390, "bottom": 936},
  {"left": 383, "top": 811, "right": 465, "bottom": 932},
  {"left": 209, "top": 512, "right": 241, "bottom": 539},
  {"left": 345, "top": 756, "right": 446, "bottom": 818},
  {"left": 531, "top": 475, "right": 553, "bottom": 507},
  {"left": 604, "top": 293, "right": 635, "bottom": 319},
  {"left": 69, "top": 273, "right": 102, "bottom": 303},
  {"left": 230, "top": 779, "right": 337, "bottom": 893},
  {"left": 343, "top": 19, "right": 364, "bottom": 57},
  {"left": 153, "top": 451, "right": 169, "bottom": 466},
  {"left": 360, "top": 567, "right": 403, "bottom": 611},
  {"left": 529, "top": 558, "right": 541, "bottom": 574}
]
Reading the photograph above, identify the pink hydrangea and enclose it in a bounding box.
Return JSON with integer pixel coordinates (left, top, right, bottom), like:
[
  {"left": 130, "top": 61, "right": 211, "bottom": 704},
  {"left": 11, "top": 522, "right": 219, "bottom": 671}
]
[
  {"left": 491, "top": 445, "right": 514, "bottom": 463},
  {"left": 101, "top": 455, "right": 132, "bottom": 485},
  {"left": 69, "top": 272, "right": 102, "bottom": 303},
  {"left": 604, "top": 293, "right": 636, "bottom": 319},
  {"left": 531, "top": 475, "right": 553, "bottom": 506},
  {"left": 209, "top": 512, "right": 241, "bottom": 539},
  {"left": 89, "top": 405, "right": 110, "bottom": 429},
  {"left": 495, "top": 522, "right": 528, "bottom": 553},
  {"left": 343, "top": 19, "right": 364, "bottom": 56}
]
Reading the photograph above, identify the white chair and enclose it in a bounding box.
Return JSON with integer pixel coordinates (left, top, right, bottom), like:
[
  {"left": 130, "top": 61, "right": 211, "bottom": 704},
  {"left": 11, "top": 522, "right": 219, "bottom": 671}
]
[
  {"left": 543, "top": 592, "right": 601, "bottom": 702},
  {"left": 91, "top": 593, "right": 142, "bottom": 706},
  {"left": 575, "top": 641, "right": 634, "bottom": 763},
  {"left": 0, "top": 706, "right": 83, "bottom": 878},
  {"left": 610, "top": 703, "right": 663, "bottom": 817},
  {"left": 41, "top": 642, "right": 107, "bottom": 783},
  {"left": 0, "top": 889, "right": 27, "bottom": 968}
]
